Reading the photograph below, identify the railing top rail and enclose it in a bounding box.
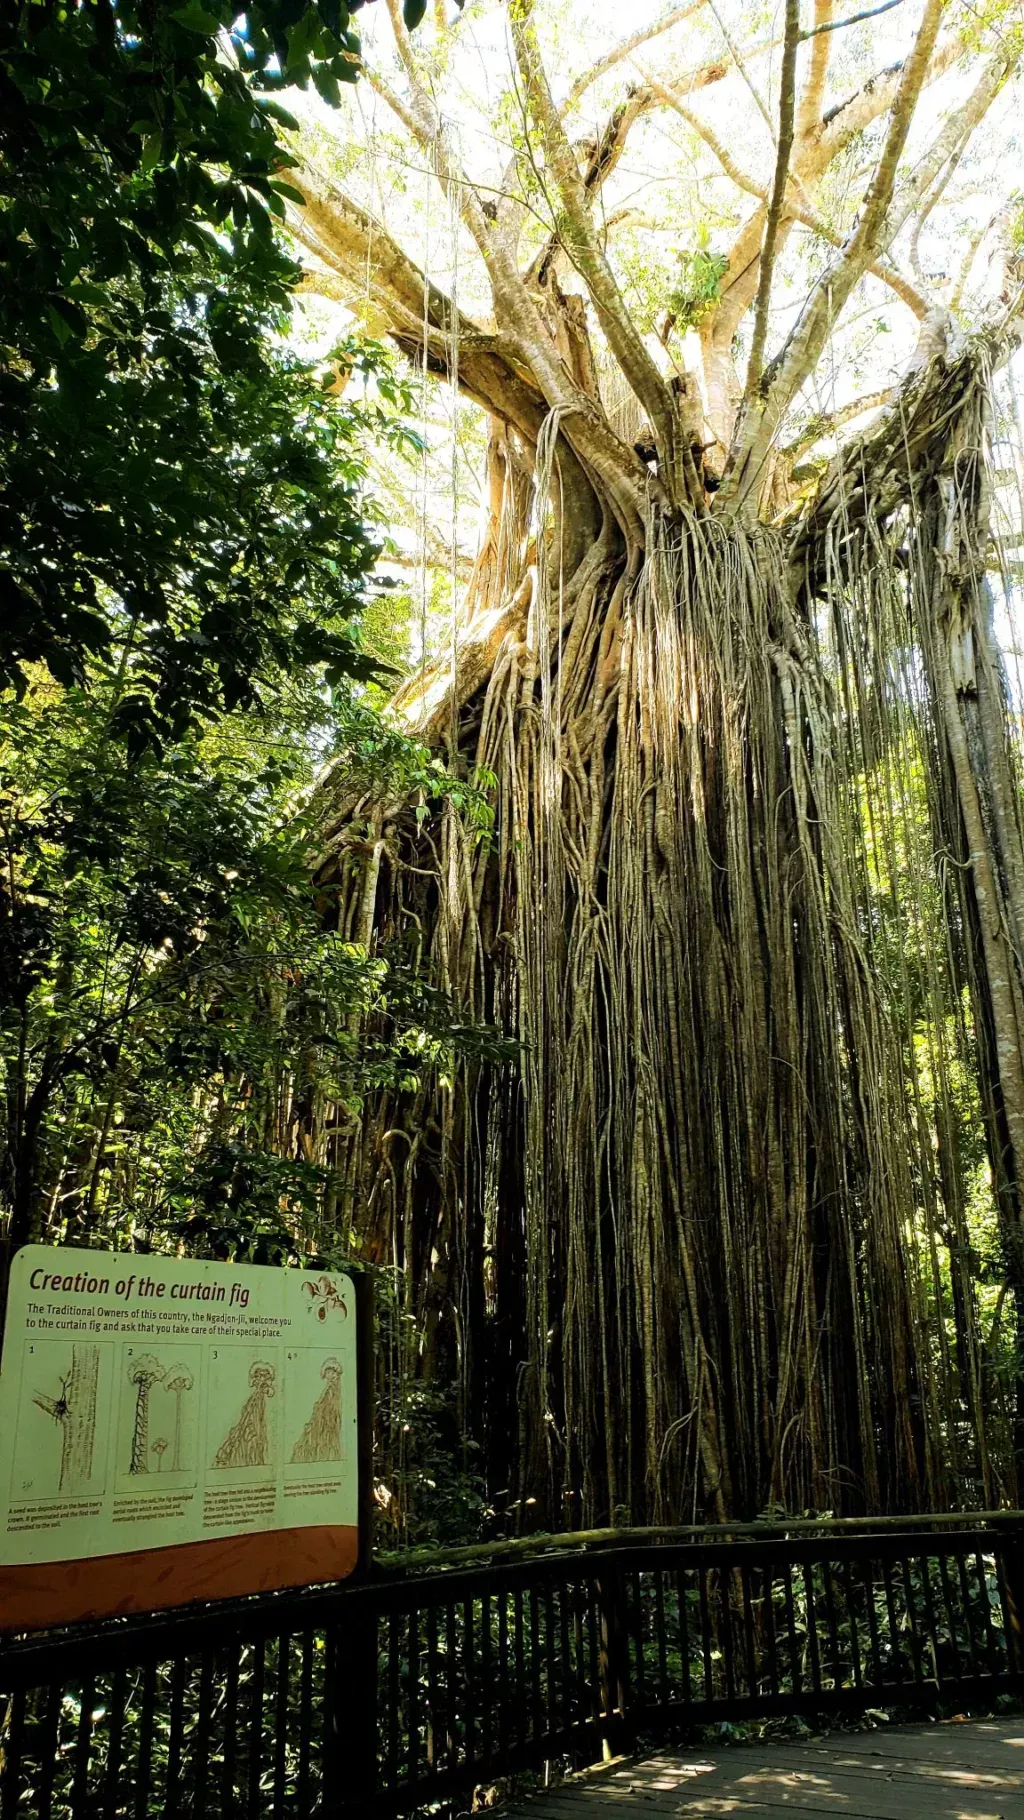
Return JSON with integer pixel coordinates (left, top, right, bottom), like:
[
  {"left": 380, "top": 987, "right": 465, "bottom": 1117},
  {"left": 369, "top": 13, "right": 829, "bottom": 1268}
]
[{"left": 372, "top": 1507, "right": 1024, "bottom": 1579}]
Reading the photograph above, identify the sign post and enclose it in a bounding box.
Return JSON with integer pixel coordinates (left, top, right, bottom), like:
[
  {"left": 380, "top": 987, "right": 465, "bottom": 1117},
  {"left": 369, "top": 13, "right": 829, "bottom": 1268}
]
[{"left": 0, "top": 1247, "right": 370, "bottom": 1631}]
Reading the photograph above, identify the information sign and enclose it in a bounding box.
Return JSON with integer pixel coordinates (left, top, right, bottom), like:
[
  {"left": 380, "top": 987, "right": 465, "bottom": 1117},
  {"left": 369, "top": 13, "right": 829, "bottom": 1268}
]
[{"left": 0, "top": 1247, "right": 368, "bottom": 1631}]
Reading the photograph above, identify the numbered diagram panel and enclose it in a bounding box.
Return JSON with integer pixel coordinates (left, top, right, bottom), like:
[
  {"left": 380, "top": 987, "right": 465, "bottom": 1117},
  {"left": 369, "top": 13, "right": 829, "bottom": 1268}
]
[
  {"left": 284, "top": 1350, "right": 351, "bottom": 1476},
  {"left": 206, "top": 1348, "right": 281, "bottom": 1477},
  {"left": 116, "top": 1344, "right": 202, "bottom": 1490},
  {"left": 9, "top": 1340, "right": 114, "bottom": 1504}
]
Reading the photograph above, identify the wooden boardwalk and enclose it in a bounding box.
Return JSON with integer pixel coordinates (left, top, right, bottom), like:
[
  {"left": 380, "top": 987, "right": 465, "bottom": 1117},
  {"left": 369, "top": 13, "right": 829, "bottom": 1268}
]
[{"left": 507, "top": 1719, "right": 1024, "bottom": 1818}]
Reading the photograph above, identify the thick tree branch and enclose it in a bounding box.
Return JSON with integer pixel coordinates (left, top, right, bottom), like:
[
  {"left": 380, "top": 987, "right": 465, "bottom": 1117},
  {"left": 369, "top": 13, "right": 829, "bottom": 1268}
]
[
  {"left": 353, "top": 8, "right": 650, "bottom": 521},
  {"left": 293, "top": 178, "right": 550, "bottom": 442},
  {"left": 795, "top": 0, "right": 834, "bottom": 143},
  {"left": 951, "top": 205, "right": 1011, "bottom": 310},
  {"left": 562, "top": 2, "right": 708, "bottom": 116},
  {"left": 744, "top": 0, "right": 801, "bottom": 398},
  {"left": 509, "top": 0, "right": 702, "bottom": 507},
  {"left": 383, "top": 0, "right": 426, "bottom": 88},
  {"left": 647, "top": 69, "right": 927, "bottom": 319},
  {"left": 781, "top": 386, "right": 894, "bottom": 456},
  {"left": 882, "top": 51, "right": 1011, "bottom": 250},
  {"left": 719, "top": 0, "right": 949, "bottom": 512},
  {"left": 715, "top": 30, "right": 959, "bottom": 323},
  {"left": 558, "top": 35, "right": 778, "bottom": 229},
  {"left": 813, "top": 32, "right": 960, "bottom": 165}
]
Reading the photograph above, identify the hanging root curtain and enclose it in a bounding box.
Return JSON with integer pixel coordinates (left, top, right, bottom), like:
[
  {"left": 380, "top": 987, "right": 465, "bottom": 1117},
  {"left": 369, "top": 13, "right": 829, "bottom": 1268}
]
[{"left": 314, "top": 330, "right": 1024, "bottom": 1526}]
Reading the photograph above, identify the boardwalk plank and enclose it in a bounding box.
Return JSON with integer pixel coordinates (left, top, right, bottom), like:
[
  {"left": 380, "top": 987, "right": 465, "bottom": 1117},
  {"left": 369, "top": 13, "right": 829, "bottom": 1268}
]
[{"left": 505, "top": 1719, "right": 1024, "bottom": 1820}]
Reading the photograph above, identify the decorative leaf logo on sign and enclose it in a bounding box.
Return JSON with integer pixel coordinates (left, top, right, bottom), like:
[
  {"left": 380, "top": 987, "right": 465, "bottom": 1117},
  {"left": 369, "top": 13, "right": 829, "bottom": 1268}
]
[{"left": 302, "top": 1276, "right": 348, "bottom": 1323}]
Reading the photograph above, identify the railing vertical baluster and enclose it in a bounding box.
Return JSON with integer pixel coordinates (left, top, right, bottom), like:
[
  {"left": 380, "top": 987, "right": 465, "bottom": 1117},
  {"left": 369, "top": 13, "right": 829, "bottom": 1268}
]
[
  {"left": 595, "top": 1563, "right": 631, "bottom": 1759},
  {"left": 842, "top": 1559, "right": 862, "bottom": 1691},
  {"left": 463, "top": 1597, "right": 477, "bottom": 1772},
  {"left": 383, "top": 1612, "right": 400, "bottom": 1793},
  {"left": 956, "top": 1549, "right": 984, "bottom": 1681},
  {"left": 529, "top": 1581, "right": 543, "bottom": 1744},
  {"left": 445, "top": 1602, "right": 458, "bottom": 1773},
  {"left": 407, "top": 1603, "right": 421, "bottom": 1791},
  {"left": 653, "top": 1567, "right": 669, "bottom": 1708},
  {"left": 245, "top": 1638, "right": 266, "bottom": 1820},
  {"left": 497, "top": 1588, "right": 510, "bottom": 1773},
  {"left": 272, "top": 1635, "right": 290, "bottom": 1818},
  {"left": 901, "top": 1557, "right": 924, "bottom": 1688},
  {"left": 999, "top": 1526, "right": 1024, "bottom": 1679},
  {"left": 221, "top": 1643, "right": 240, "bottom": 1819},
  {"left": 763, "top": 1562, "right": 779, "bottom": 1699},
  {"left": 479, "top": 1592, "right": 493, "bottom": 1775},
  {"left": 101, "top": 1666, "right": 128, "bottom": 1820},
  {"left": 425, "top": 1603, "right": 439, "bottom": 1772},
  {"left": 630, "top": 1573, "right": 646, "bottom": 1715},
  {"left": 0, "top": 1686, "right": 26, "bottom": 1820},
  {"left": 917, "top": 1556, "right": 942, "bottom": 1690},
  {"left": 804, "top": 1561, "right": 822, "bottom": 1697},
  {"left": 862, "top": 1556, "right": 884, "bottom": 1687},
  {"left": 557, "top": 1579, "right": 573, "bottom": 1740},
  {"left": 676, "top": 1567, "right": 692, "bottom": 1706},
  {"left": 936, "top": 1551, "right": 963, "bottom": 1690},
  {"left": 513, "top": 1586, "right": 526, "bottom": 1756},
  {"left": 719, "top": 1566, "right": 736, "bottom": 1702},
  {"left": 975, "top": 1550, "right": 1000, "bottom": 1677},
  {"left": 995, "top": 1546, "right": 1023, "bottom": 1683},
  {"left": 296, "top": 1627, "right": 315, "bottom": 1812},
  {"left": 697, "top": 1562, "right": 715, "bottom": 1701},
  {"left": 543, "top": 1580, "right": 557, "bottom": 1745},
  {"left": 585, "top": 1577, "right": 602, "bottom": 1729},
  {"left": 880, "top": 1554, "right": 903, "bottom": 1685},
  {"left": 33, "top": 1681, "right": 61, "bottom": 1820},
  {"left": 71, "top": 1674, "right": 95, "bottom": 1820},
  {"left": 165, "top": 1655, "right": 187, "bottom": 1820},
  {"left": 782, "top": 1560, "right": 801, "bottom": 1696},
  {"left": 572, "top": 1579, "right": 588, "bottom": 1733},
  {"left": 134, "top": 1661, "right": 157, "bottom": 1820},
  {"left": 822, "top": 1559, "right": 842, "bottom": 1691},
  {"left": 191, "top": 1652, "right": 214, "bottom": 1819},
  {"left": 739, "top": 1564, "right": 757, "bottom": 1699}
]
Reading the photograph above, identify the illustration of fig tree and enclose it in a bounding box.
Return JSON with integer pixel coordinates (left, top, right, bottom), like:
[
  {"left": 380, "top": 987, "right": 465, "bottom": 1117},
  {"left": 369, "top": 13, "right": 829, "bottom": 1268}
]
[
  {"left": 34, "top": 1345, "right": 99, "bottom": 1491},
  {"left": 152, "top": 1438, "right": 168, "bottom": 1471},
  {"left": 127, "top": 1354, "right": 165, "bottom": 1474},
  {"left": 163, "top": 1363, "right": 194, "bottom": 1472},
  {"left": 290, "top": 1358, "right": 343, "bottom": 1465},
  {"left": 213, "top": 1360, "right": 276, "bottom": 1469}
]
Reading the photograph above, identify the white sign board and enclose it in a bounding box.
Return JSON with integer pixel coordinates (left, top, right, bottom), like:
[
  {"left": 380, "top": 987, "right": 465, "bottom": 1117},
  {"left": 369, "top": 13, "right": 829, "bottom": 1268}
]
[{"left": 0, "top": 1247, "right": 362, "bottom": 1629}]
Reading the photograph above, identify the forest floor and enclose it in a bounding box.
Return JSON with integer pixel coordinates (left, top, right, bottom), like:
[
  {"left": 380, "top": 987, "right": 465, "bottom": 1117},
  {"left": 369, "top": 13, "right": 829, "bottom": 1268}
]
[{"left": 506, "top": 1718, "right": 1024, "bottom": 1817}]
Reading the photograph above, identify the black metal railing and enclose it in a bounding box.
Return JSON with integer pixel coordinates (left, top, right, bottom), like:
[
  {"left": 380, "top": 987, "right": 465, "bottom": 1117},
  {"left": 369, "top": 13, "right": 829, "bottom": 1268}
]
[{"left": 1, "top": 1515, "right": 1022, "bottom": 1817}]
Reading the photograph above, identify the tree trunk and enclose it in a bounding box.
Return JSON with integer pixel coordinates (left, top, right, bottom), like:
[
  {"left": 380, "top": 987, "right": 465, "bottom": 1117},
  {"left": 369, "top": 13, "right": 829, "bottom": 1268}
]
[{"left": 317, "top": 391, "right": 1010, "bottom": 1523}]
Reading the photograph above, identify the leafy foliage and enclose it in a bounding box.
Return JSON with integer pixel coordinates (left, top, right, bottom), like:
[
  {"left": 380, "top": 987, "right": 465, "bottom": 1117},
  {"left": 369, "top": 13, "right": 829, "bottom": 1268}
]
[
  {"left": 0, "top": 673, "right": 503, "bottom": 1260},
  {"left": 666, "top": 236, "right": 731, "bottom": 331},
  {"left": 0, "top": 0, "right": 395, "bottom": 749}
]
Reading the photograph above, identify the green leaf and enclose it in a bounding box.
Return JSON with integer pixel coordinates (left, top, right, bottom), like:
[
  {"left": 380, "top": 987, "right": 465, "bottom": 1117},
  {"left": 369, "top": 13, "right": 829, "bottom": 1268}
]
[
  {"left": 269, "top": 178, "right": 308, "bottom": 204},
  {"left": 171, "top": 2, "right": 222, "bottom": 33},
  {"left": 46, "top": 303, "right": 75, "bottom": 346},
  {"left": 312, "top": 65, "right": 341, "bottom": 106}
]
